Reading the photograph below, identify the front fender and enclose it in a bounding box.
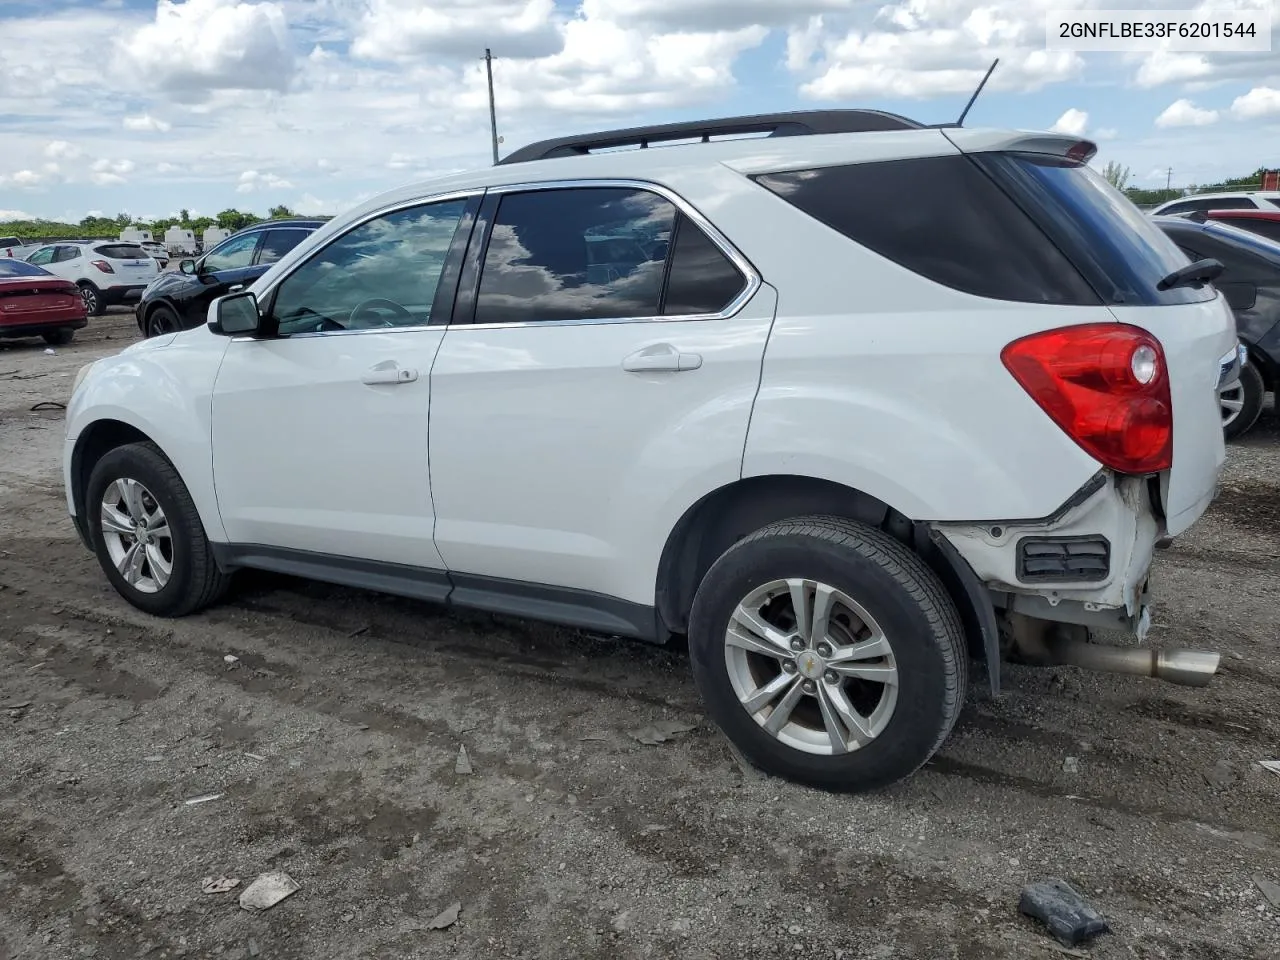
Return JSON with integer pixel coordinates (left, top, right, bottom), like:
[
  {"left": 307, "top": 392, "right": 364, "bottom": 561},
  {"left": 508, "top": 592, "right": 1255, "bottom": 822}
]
[{"left": 65, "top": 332, "right": 231, "bottom": 543}]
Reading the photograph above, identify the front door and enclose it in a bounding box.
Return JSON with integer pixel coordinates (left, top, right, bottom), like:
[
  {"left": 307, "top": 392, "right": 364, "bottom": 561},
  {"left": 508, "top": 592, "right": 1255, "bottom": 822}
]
[
  {"left": 184, "top": 231, "right": 265, "bottom": 326},
  {"left": 428, "top": 183, "right": 775, "bottom": 608},
  {"left": 210, "top": 195, "right": 477, "bottom": 571}
]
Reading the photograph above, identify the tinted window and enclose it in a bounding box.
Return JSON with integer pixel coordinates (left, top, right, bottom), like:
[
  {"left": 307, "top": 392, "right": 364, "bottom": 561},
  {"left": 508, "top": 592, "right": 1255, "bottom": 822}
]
[
  {"left": 272, "top": 199, "right": 467, "bottom": 336},
  {"left": 0, "top": 259, "right": 52, "bottom": 277},
  {"left": 476, "top": 187, "right": 675, "bottom": 324},
  {"left": 754, "top": 157, "right": 1100, "bottom": 305},
  {"left": 1268, "top": 199, "right": 1280, "bottom": 210},
  {"left": 203, "top": 232, "right": 261, "bottom": 272},
  {"left": 53, "top": 246, "right": 82, "bottom": 263},
  {"left": 977, "top": 153, "right": 1214, "bottom": 306},
  {"left": 94, "top": 244, "right": 147, "bottom": 260},
  {"left": 661, "top": 214, "right": 746, "bottom": 315},
  {"left": 257, "top": 229, "right": 310, "bottom": 266},
  {"left": 1215, "top": 218, "right": 1280, "bottom": 244},
  {"left": 26, "top": 247, "right": 54, "bottom": 265},
  {"left": 1203, "top": 222, "right": 1280, "bottom": 264}
]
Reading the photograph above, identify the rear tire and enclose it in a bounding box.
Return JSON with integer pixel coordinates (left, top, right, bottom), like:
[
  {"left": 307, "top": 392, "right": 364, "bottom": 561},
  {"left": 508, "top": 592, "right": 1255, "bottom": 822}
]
[
  {"left": 85, "top": 442, "right": 230, "bottom": 617},
  {"left": 687, "top": 516, "right": 967, "bottom": 792},
  {"left": 42, "top": 329, "right": 74, "bottom": 346},
  {"left": 77, "top": 282, "right": 104, "bottom": 317},
  {"left": 1221, "top": 360, "right": 1264, "bottom": 440}
]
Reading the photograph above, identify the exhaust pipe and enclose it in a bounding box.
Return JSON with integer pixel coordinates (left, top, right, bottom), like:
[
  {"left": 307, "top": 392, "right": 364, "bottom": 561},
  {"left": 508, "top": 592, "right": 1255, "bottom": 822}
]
[{"left": 1044, "top": 635, "right": 1220, "bottom": 688}]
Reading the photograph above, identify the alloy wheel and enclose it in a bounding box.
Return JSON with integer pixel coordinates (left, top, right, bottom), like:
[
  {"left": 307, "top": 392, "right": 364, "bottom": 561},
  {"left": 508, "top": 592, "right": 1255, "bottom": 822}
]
[
  {"left": 99, "top": 478, "right": 173, "bottom": 594},
  {"left": 1219, "top": 381, "right": 1244, "bottom": 428},
  {"left": 80, "top": 286, "right": 98, "bottom": 314},
  {"left": 723, "top": 578, "right": 899, "bottom": 756}
]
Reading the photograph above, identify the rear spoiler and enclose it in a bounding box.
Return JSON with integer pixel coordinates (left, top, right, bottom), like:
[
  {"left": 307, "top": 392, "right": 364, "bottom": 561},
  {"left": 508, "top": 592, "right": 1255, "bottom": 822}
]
[{"left": 939, "top": 128, "right": 1097, "bottom": 163}]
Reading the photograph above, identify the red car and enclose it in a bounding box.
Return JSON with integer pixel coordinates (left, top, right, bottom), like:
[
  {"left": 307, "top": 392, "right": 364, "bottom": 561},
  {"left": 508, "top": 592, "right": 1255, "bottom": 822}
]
[{"left": 0, "top": 257, "right": 88, "bottom": 346}]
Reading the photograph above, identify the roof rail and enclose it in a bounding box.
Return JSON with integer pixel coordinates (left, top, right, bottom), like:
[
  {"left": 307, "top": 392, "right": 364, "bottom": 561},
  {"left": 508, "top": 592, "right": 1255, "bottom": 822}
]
[{"left": 497, "top": 109, "right": 924, "bottom": 165}]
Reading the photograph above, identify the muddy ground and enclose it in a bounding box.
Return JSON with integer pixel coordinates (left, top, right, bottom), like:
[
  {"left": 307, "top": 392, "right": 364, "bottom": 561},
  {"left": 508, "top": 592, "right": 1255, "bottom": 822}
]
[{"left": 1, "top": 312, "right": 1278, "bottom": 960}]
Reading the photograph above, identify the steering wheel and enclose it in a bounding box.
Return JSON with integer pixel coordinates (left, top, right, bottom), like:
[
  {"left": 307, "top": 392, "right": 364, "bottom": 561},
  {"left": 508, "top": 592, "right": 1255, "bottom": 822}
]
[{"left": 349, "top": 298, "right": 412, "bottom": 328}]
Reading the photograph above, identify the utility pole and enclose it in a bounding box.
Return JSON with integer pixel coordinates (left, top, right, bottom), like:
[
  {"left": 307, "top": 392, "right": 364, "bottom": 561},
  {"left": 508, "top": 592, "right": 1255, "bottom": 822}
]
[
  {"left": 484, "top": 48, "right": 499, "bottom": 165},
  {"left": 1166, "top": 167, "right": 1172, "bottom": 192}
]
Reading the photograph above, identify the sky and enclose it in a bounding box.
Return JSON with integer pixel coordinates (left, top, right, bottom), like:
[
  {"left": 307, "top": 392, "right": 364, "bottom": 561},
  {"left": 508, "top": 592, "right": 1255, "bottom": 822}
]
[{"left": 0, "top": 0, "right": 1278, "bottom": 223}]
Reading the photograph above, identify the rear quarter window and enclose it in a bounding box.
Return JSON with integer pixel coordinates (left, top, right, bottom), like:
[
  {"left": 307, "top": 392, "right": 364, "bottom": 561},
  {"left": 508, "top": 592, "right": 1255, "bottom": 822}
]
[{"left": 752, "top": 155, "right": 1102, "bottom": 305}]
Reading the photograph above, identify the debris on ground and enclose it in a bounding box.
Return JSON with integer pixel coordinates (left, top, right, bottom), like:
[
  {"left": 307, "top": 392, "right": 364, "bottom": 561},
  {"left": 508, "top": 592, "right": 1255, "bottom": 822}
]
[
  {"left": 1019, "top": 878, "right": 1109, "bottom": 947},
  {"left": 1204, "top": 759, "right": 1239, "bottom": 788},
  {"left": 348, "top": 625, "right": 370, "bottom": 638},
  {"left": 639, "top": 824, "right": 669, "bottom": 836},
  {"left": 43, "top": 348, "right": 55, "bottom": 356},
  {"left": 6, "top": 701, "right": 31, "bottom": 719},
  {"left": 1259, "top": 759, "right": 1280, "bottom": 778},
  {"left": 455, "top": 745, "right": 473, "bottom": 775},
  {"left": 426, "top": 901, "right": 461, "bottom": 930},
  {"left": 1255, "top": 874, "right": 1280, "bottom": 911},
  {"left": 184, "top": 793, "right": 223, "bottom": 805},
  {"left": 1062, "top": 757, "right": 1079, "bottom": 774},
  {"left": 239, "top": 871, "right": 301, "bottom": 912},
  {"left": 224, "top": 654, "right": 239, "bottom": 664},
  {"left": 142, "top": 755, "right": 163, "bottom": 763},
  {"left": 610, "top": 910, "right": 633, "bottom": 933},
  {"left": 629, "top": 719, "right": 696, "bottom": 745},
  {"left": 244, "top": 752, "right": 266, "bottom": 762},
  {"left": 247, "top": 939, "right": 261, "bottom": 958},
  {"left": 201, "top": 875, "right": 240, "bottom": 894}
]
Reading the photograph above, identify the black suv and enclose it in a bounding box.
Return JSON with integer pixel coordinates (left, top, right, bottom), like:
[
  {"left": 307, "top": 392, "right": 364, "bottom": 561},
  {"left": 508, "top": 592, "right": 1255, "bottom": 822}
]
[
  {"left": 1154, "top": 215, "right": 1280, "bottom": 439},
  {"left": 135, "top": 219, "right": 325, "bottom": 337}
]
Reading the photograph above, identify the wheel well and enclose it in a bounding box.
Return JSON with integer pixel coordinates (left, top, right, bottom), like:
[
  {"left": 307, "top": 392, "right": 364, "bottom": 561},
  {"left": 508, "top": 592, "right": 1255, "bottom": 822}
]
[
  {"left": 71, "top": 420, "right": 153, "bottom": 519},
  {"left": 654, "top": 475, "right": 986, "bottom": 661}
]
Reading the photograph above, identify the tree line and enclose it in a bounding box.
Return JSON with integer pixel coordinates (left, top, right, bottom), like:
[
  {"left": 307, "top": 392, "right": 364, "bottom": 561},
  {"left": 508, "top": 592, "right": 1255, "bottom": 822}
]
[
  {"left": 1101, "top": 163, "right": 1275, "bottom": 206},
  {"left": 0, "top": 205, "right": 321, "bottom": 241}
]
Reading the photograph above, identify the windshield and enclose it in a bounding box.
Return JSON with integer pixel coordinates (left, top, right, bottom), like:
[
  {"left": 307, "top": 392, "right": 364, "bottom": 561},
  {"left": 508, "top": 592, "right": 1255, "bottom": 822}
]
[
  {"left": 0, "top": 258, "right": 53, "bottom": 278},
  {"left": 977, "top": 152, "right": 1214, "bottom": 306}
]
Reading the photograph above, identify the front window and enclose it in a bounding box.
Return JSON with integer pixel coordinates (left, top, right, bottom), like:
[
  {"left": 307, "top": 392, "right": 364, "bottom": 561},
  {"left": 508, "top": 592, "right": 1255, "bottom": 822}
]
[
  {"left": 271, "top": 199, "right": 468, "bottom": 335},
  {"left": 26, "top": 247, "right": 54, "bottom": 265},
  {"left": 202, "top": 232, "right": 261, "bottom": 273}
]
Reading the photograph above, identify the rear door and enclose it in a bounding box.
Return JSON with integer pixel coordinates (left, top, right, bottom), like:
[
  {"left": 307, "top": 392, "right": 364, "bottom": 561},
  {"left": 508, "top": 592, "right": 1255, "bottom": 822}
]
[{"left": 427, "top": 182, "right": 774, "bottom": 608}]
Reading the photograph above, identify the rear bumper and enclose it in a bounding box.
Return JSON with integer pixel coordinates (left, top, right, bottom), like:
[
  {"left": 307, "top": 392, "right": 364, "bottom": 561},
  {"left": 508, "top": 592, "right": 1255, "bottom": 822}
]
[
  {"left": 931, "top": 472, "right": 1162, "bottom": 634},
  {"left": 0, "top": 315, "right": 88, "bottom": 337}
]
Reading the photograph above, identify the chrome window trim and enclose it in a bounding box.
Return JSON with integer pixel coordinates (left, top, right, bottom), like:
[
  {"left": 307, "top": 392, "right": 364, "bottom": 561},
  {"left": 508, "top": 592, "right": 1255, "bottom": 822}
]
[
  {"left": 234, "top": 179, "right": 761, "bottom": 341},
  {"left": 466, "top": 177, "right": 760, "bottom": 330}
]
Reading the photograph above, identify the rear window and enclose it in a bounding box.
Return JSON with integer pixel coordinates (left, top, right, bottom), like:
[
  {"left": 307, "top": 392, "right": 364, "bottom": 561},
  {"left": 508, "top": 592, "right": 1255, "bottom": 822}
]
[
  {"left": 753, "top": 156, "right": 1101, "bottom": 305},
  {"left": 1203, "top": 221, "right": 1280, "bottom": 262},
  {"left": 0, "top": 259, "right": 52, "bottom": 277},
  {"left": 1211, "top": 217, "right": 1280, "bottom": 247},
  {"left": 1269, "top": 198, "right": 1280, "bottom": 210},
  {"left": 94, "top": 244, "right": 148, "bottom": 260},
  {"left": 976, "top": 153, "right": 1215, "bottom": 306}
]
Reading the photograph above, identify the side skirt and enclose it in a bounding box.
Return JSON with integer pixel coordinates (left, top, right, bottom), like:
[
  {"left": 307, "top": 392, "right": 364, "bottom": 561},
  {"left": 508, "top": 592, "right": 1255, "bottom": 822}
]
[{"left": 210, "top": 543, "right": 661, "bottom": 642}]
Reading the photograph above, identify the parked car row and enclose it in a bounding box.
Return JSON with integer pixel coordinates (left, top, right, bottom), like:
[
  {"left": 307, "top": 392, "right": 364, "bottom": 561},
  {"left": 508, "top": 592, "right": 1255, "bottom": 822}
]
[{"left": 0, "top": 257, "right": 88, "bottom": 345}]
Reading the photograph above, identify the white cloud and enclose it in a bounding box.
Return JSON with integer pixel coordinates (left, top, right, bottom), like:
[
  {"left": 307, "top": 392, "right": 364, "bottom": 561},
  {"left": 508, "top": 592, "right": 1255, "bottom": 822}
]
[
  {"left": 157, "top": 162, "right": 178, "bottom": 174},
  {"left": 0, "top": 170, "right": 46, "bottom": 189},
  {"left": 119, "top": 0, "right": 296, "bottom": 99},
  {"left": 1155, "top": 99, "right": 1219, "bottom": 128},
  {"left": 0, "top": 209, "right": 36, "bottom": 221},
  {"left": 1094, "top": 127, "right": 1119, "bottom": 141},
  {"left": 90, "top": 157, "right": 136, "bottom": 185},
  {"left": 124, "top": 114, "right": 173, "bottom": 133},
  {"left": 45, "top": 140, "right": 83, "bottom": 160},
  {"left": 583, "top": 0, "right": 847, "bottom": 32},
  {"left": 1231, "top": 86, "right": 1280, "bottom": 120},
  {"left": 1135, "top": 51, "right": 1213, "bottom": 89},
  {"left": 353, "top": 0, "right": 563, "bottom": 60},
  {"left": 1049, "top": 108, "right": 1089, "bottom": 137},
  {"left": 237, "top": 170, "right": 294, "bottom": 193}
]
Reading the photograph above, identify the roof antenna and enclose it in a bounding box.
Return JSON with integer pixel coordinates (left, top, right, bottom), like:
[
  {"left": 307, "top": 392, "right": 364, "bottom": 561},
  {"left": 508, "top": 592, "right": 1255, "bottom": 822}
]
[{"left": 956, "top": 58, "right": 999, "bottom": 127}]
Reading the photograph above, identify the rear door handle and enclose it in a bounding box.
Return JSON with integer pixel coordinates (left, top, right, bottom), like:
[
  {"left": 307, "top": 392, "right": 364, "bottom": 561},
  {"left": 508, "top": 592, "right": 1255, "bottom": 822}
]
[
  {"left": 361, "top": 360, "right": 418, "bottom": 385},
  {"left": 622, "top": 344, "right": 702, "bottom": 373}
]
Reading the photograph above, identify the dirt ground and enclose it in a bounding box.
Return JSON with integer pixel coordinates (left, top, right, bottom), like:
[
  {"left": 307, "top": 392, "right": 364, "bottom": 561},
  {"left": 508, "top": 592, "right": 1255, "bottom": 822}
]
[{"left": 2, "top": 311, "right": 1278, "bottom": 960}]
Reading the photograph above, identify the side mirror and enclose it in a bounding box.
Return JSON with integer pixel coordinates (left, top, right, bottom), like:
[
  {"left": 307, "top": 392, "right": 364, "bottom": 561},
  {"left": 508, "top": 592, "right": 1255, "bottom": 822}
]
[
  {"left": 179, "top": 259, "right": 197, "bottom": 275},
  {"left": 208, "top": 291, "right": 262, "bottom": 337}
]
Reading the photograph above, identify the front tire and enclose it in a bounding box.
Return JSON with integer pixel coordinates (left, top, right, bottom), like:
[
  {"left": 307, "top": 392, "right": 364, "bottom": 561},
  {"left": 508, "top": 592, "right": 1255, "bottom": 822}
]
[
  {"left": 1221, "top": 360, "right": 1265, "bottom": 440},
  {"left": 145, "top": 304, "right": 181, "bottom": 338},
  {"left": 688, "top": 516, "right": 967, "bottom": 792},
  {"left": 85, "top": 442, "right": 230, "bottom": 617}
]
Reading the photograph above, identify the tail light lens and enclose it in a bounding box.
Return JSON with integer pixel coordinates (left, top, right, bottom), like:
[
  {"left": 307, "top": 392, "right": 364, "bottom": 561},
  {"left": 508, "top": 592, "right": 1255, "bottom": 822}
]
[
  {"left": 91, "top": 259, "right": 114, "bottom": 274},
  {"left": 1001, "top": 323, "right": 1172, "bottom": 475}
]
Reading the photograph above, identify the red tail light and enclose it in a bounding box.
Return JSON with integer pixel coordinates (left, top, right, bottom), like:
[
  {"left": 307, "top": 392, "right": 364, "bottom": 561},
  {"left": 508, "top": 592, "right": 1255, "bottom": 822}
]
[
  {"left": 1001, "top": 323, "right": 1172, "bottom": 475},
  {"left": 91, "top": 259, "right": 114, "bottom": 274}
]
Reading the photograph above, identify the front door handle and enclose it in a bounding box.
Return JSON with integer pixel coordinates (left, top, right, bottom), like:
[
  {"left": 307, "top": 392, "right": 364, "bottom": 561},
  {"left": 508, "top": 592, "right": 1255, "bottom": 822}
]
[
  {"left": 361, "top": 360, "right": 418, "bottom": 385},
  {"left": 622, "top": 344, "right": 702, "bottom": 373}
]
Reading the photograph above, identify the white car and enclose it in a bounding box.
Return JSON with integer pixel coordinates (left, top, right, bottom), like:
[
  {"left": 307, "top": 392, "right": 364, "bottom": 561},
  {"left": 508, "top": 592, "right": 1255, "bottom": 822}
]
[
  {"left": 25, "top": 240, "right": 159, "bottom": 316},
  {"left": 140, "top": 241, "right": 171, "bottom": 269},
  {"left": 0, "top": 236, "right": 43, "bottom": 260},
  {"left": 64, "top": 111, "right": 1238, "bottom": 791},
  {"left": 1150, "top": 191, "right": 1280, "bottom": 217}
]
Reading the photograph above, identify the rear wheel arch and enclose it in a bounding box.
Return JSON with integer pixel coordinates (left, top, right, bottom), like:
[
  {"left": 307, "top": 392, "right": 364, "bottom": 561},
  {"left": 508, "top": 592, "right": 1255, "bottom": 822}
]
[{"left": 654, "top": 475, "right": 990, "bottom": 671}]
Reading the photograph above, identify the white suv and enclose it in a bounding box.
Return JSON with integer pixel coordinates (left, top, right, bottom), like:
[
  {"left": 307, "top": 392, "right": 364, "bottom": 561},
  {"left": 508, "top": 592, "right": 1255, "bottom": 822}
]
[
  {"left": 64, "top": 111, "right": 1238, "bottom": 791},
  {"left": 25, "top": 240, "right": 160, "bottom": 316}
]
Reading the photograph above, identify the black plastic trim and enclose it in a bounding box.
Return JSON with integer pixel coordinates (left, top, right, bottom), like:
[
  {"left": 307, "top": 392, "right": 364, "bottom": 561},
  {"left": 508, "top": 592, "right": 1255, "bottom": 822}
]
[
  {"left": 210, "top": 544, "right": 660, "bottom": 642},
  {"left": 428, "top": 194, "right": 483, "bottom": 326},
  {"left": 928, "top": 529, "right": 1002, "bottom": 698},
  {"left": 450, "top": 192, "right": 500, "bottom": 325},
  {"left": 498, "top": 109, "right": 923, "bottom": 165},
  {"left": 1015, "top": 535, "right": 1111, "bottom": 583}
]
